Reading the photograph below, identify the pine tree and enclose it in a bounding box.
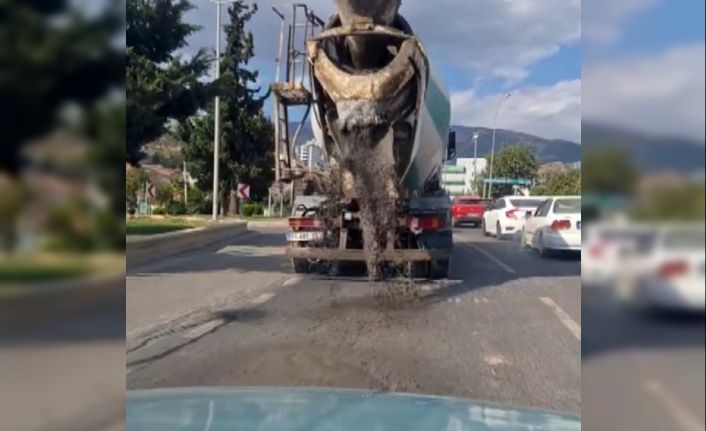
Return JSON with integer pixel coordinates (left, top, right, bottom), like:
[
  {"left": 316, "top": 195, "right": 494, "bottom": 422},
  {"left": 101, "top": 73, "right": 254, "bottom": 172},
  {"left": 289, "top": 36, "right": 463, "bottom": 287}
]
[
  {"left": 127, "top": 0, "right": 213, "bottom": 165},
  {"left": 180, "top": 2, "right": 273, "bottom": 214}
]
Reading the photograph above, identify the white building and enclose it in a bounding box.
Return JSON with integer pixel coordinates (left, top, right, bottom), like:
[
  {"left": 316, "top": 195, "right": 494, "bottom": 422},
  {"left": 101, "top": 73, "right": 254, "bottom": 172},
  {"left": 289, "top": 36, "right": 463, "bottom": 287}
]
[
  {"left": 441, "top": 158, "right": 487, "bottom": 197},
  {"left": 295, "top": 140, "right": 325, "bottom": 169}
]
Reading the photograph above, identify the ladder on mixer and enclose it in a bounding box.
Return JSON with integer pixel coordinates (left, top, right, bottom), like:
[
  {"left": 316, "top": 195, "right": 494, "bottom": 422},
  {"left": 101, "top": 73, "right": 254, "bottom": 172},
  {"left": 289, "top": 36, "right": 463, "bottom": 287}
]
[{"left": 271, "top": 3, "right": 324, "bottom": 182}]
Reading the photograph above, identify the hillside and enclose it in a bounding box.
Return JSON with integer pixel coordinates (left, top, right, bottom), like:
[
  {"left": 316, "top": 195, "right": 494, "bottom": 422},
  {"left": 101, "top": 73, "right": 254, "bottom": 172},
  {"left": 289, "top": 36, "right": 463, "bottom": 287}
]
[
  {"left": 289, "top": 122, "right": 582, "bottom": 164},
  {"left": 582, "top": 122, "right": 705, "bottom": 174}
]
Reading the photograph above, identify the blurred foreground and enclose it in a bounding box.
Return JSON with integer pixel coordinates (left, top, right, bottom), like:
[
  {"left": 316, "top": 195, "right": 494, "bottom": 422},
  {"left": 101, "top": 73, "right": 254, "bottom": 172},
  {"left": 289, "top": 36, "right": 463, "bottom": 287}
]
[
  {"left": 0, "top": 1, "right": 125, "bottom": 430},
  {"left": 582, "top": 0, "right": 704, "bottom": 426}
]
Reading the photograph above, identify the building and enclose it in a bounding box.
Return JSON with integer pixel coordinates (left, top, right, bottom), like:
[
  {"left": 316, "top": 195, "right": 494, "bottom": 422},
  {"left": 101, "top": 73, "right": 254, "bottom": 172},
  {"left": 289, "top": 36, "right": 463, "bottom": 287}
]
[
  {"left": 441, "top": 158, "right": 487, "bottom": 198},
  {"left": 295, "top": 140, "right": 325, "bottom": 169}
]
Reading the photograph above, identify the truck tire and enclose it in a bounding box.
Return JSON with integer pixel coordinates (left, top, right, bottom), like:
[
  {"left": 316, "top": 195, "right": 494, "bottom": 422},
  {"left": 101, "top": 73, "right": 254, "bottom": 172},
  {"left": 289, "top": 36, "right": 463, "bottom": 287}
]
[
  {"left": 291, "top": 259, "right": 310, "bottom": 274},
  {"left": 429, "top": 259, "right": 450, "bottom": 279},
  {"left": 407, "top": 261, "right": 430, "bottom": 278}
]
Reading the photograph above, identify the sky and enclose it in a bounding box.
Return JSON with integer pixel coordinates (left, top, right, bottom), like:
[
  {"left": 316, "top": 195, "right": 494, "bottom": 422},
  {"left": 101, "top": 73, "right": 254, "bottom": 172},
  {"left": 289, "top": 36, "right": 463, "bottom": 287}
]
[{"left": 183, "top": 0, "right": 704, "bottom": 144}]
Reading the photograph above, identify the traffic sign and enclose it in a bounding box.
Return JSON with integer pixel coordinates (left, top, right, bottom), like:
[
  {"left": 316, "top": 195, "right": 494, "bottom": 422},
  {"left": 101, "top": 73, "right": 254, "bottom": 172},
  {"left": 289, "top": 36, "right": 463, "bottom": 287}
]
[
  {"left": 237, "top": 183, "right": 250, "bottom": 200},
  {"left": 146, "top": 183, "right": 156, "bottom": 200},
  {"left": 483, "top": 178, "right": 533, "bottom": 186}
]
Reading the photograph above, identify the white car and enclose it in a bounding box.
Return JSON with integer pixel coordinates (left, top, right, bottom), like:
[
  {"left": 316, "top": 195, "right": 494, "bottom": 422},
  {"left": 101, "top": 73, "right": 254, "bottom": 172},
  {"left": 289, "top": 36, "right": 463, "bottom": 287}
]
[
  {"left": 482, "top": 196, "right": 548, "bottom": 239},
  {"left": 617, "top": 224, "right": 705, "bottom": 313},
  {"left": 522, "top": 196, "right": 581, "bottom": 256},
  {"left": 582, "top": 223, "right": 656, "bottom": 286}
]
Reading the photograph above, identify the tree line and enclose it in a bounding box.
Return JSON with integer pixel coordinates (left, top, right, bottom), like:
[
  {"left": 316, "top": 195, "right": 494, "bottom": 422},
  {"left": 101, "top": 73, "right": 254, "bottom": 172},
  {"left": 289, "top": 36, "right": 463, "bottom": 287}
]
[{"left": 127, "top": 0, "right": 273, "bottom": 216}]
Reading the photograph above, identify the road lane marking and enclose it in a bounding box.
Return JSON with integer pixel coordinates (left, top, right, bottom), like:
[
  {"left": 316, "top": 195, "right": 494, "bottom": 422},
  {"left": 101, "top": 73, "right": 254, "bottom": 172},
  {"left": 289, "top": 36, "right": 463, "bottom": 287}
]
[
  {"left": 283, "top": 276, "right": 302, "bottom": 287},
  {"left": 645, "top": 379, "right": 705, "bottom": 431},
  {"left": 468, "top": 244, "right": 516, "bottom": 274},
  {"left": 540, "top": 297, "right": 581, "bottom": 340},
  {"left": 249, "top": 292, "right": 275, "bottom": 305}
]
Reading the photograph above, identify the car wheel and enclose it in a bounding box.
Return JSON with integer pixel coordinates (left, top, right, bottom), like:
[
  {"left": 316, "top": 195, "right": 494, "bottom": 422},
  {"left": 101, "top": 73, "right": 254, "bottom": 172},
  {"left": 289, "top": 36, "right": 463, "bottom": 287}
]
[
  {"left": 482, "top": 219, "right": 489, "bottom": 236},
  {"left": 496, "top": 222, "right": 503, "bottom": 240}
]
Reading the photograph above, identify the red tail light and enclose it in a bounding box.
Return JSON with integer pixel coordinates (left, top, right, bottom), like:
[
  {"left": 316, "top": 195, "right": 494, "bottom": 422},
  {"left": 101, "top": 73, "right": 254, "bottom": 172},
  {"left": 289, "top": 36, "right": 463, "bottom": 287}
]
[
  {"left": 550, "top": 220, "right": 572, "bottom": 231},
  {"left": 289, "top": 217, "right": 324, "bottom": 229},
  {"left": 406, "top": 215, "right": 446, "bottom": 230},
  {"left": 505, "top": 209, "right": 519, "bottom": 219},
  {"left": 658, "top": 261, "right": 689, "bottom": 278},
  {"left": 589, "top": 244, "right": 605, "bottom": 259}
]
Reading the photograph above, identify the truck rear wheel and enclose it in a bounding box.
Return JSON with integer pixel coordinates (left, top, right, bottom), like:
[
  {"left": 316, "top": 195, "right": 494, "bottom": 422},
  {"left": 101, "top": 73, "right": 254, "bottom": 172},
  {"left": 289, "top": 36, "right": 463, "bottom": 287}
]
[
  {"left": 429, "top": 259, "right": 450, "bottom": 279},
  {"left": 291, "top": 259, "right": 310, "bottom": 274}
]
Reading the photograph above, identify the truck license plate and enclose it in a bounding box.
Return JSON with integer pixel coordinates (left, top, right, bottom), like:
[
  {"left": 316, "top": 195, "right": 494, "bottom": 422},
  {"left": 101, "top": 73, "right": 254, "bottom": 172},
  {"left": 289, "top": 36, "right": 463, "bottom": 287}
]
[{"left": 286, "top": 232, "right": 324, "bottom": 242}]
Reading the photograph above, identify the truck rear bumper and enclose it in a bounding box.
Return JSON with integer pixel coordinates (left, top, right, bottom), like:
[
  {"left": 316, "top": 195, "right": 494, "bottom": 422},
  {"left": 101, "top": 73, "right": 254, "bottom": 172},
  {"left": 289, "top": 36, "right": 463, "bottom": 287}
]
[{"left": 286, "top": 247, "right": 451, "bottom": 263}]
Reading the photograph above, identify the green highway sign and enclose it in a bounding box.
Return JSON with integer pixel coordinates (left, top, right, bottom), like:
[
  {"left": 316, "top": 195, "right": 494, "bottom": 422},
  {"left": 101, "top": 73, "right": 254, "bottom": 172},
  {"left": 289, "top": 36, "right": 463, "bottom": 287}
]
[{"left": 483, "top": 178, "right": 533, "bottom": 186}]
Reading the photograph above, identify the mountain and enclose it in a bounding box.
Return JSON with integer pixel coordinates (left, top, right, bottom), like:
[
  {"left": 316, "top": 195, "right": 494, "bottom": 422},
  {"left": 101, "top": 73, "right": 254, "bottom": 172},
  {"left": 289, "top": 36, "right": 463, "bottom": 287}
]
[
  {"left": 451, "top": 126, "right": 580, "bottom": 164},
  {"left": 583, "top": 122, "right": 705, "bottom": 174},
  {"left": 289, "top": 123, "right": 582, "bottom": 164}
]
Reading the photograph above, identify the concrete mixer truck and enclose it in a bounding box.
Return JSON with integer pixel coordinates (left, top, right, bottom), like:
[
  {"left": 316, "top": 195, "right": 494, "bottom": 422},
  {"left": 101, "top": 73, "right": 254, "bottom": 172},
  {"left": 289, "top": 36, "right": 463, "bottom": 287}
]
[{"left": 282, "top": 0, "right": 456, "bottom": 279}]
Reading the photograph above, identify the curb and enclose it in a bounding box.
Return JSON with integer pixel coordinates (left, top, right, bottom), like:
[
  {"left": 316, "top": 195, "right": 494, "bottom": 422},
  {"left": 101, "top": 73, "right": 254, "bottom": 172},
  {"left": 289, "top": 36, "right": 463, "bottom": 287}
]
[{"left": 127, "top": 221, "right": 248, "bottom": 267}]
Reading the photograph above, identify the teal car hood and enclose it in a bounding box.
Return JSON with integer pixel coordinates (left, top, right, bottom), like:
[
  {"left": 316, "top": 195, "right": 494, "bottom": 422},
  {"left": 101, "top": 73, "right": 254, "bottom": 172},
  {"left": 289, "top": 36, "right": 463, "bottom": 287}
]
[{"left": 127, "top": 388, "right": 580, "bottom": 431}]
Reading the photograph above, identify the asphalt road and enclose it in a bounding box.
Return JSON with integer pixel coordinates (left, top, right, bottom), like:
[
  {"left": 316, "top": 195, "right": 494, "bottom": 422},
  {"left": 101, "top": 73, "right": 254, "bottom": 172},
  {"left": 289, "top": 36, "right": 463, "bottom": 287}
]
[
  {"left": 127, "top": 225, "right": 582, "bottom": 414},
  {"left": 582, "top": 284, "right": 705, "bottom": 431}
]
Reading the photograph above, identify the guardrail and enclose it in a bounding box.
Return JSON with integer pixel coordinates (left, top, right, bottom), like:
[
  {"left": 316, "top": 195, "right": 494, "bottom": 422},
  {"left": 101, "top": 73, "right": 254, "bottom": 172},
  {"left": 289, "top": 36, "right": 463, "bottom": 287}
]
[{"left": 127, "top": 221, "right": 248, "bottom": 267}]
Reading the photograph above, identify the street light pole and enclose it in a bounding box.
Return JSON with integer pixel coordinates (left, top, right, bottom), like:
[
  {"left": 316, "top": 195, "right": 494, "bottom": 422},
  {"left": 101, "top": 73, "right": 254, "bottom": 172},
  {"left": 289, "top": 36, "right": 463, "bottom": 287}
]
[
  {"left": 472, "top": 132, "right": 479, "bottom": 195},
  {"left": 211, "top": 0, "right": 222, "bottom": 220},
  {"left": 487, "top": 93, "right": 511, "bottom": 198},
  {"left": 208, "top": 0, "right": 237, "bottom": 220}
]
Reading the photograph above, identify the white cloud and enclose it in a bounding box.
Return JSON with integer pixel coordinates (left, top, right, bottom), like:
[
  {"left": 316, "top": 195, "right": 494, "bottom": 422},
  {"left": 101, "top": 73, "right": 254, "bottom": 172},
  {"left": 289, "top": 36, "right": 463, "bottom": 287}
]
[
  {"left": 583, "top": 0, "right": 656, "bottom": 46},
  {"left": 185, "top": 0, "right": 580, "bottom": 83},
  {"left": 451, "top": 79, "right": 581, "bottom": 142},
  {"left": 583, "top": 43, "right": 706, "bottom": 142}
]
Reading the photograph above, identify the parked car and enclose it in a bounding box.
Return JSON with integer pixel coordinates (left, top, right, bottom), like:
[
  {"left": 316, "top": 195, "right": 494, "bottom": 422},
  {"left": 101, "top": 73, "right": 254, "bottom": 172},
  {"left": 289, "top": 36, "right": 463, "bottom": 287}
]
[
  {"left": 451, "top": 196, "right": 490, "bottom": 227},
  {"left": 522, "top": 196, "right": 582, "bottom": 256},
  {"left": 616, "top": 224, "right": 705, "bottom": 313},
  {"left": 482, "top": 196, "right": 548, "bottom": 239}
]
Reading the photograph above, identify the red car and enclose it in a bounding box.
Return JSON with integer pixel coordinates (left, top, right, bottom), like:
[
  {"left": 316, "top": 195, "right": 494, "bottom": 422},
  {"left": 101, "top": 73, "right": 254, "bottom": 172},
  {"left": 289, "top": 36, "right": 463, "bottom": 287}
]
[{"left": 452, "top": 196, "right": 491, "bottom": 228}]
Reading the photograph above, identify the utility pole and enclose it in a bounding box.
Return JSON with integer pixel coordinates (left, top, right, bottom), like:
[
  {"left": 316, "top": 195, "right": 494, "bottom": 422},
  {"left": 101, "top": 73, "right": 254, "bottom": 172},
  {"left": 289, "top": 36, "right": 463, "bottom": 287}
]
[
  {"left": 208, "top": 0, "right": 237, "bottom": 220},
  {"left": 487, "top": 93, "right": 511, "bottom": 198},
  {"left": 183, "top": 161, "right": 188, "bottom": 205},
  {"left": 472, "top": 132, "right": 479, "bottom": 195}
]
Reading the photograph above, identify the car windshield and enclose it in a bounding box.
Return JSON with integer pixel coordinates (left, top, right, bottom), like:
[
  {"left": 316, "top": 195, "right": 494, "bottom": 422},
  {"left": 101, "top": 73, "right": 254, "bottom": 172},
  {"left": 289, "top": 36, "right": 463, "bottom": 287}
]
[
  {"left": 553, "top": 199, "right": 581, "bottom": 214},
  {"left": 510, "top": 199, "right": 544, "bottom": 208}
]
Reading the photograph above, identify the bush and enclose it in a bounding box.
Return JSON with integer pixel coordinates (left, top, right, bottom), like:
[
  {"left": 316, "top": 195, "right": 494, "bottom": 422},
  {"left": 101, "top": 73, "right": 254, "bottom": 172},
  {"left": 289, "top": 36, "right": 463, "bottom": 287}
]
[
  {"left": 166, "top": 201, "right": 187, "bottom": 216},
  {"left": 152, "top": 207, "right": 167, "bottom": 215},
  {"left": 186, "top": 187, "right": 210, "bottom": 215},
  {"left": 243, "top": 202, "right": 264, "bottom": 217}
]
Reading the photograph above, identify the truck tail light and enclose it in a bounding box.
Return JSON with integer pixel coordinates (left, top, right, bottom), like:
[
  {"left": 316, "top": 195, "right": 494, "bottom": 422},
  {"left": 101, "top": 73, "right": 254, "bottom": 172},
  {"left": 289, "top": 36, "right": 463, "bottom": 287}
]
[
  {"left": 658, "top": 260, "right": 689, "bottom": 279},
  {"left": 289, "top": 217, "right": 324, "bottom": 229},
  {"left": 406, "top": 215, "right": 446, "bottom": 230},
  {"left": 550, "top": 220, "right": 572, "bottom": 231}
]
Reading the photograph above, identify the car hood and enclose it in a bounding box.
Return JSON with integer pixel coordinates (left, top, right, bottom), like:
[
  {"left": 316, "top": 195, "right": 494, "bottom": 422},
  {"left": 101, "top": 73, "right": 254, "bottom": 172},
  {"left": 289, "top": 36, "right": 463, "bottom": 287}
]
[{"left": 127, "top": 387, "right": 580, "bottom": 431}]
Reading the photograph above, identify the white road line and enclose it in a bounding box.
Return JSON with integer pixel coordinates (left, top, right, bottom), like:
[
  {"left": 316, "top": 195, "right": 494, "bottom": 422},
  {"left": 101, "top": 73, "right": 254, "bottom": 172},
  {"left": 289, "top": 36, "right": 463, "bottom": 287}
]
[
  {"left": 540, "top": 297, "right": 581, "bottom": 341},
  {"left": 645, "top": 379, "right": 705, "bottom": 431},
  {"left": 249, "top": 292, "right": 275, "bottom": 305},
  {"left": 283, "top": 276, "right": 302, "bottom": 287},
  {"left": 468, "top": 244, "right": 516, "bottom": 274}
]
